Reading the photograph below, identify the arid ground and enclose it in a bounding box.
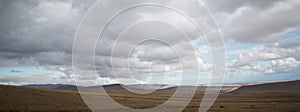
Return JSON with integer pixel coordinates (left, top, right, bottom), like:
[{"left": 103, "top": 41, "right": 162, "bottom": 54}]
[{"left": 1, "top": 81, "right": 300, "bottom": 112}]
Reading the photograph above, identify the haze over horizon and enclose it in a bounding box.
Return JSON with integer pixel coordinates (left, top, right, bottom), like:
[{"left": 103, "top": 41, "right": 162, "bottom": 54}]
[{"left": 0, "top": 0, "right": 300, "bottom": 86}]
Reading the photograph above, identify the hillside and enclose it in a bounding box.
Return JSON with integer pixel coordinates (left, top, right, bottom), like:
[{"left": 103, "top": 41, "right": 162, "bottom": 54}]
[
  {"left": 1, "top": 80, "right": 300, "bottom": 112},
  {"left": 24, "top": 83, "right": 240, "bottom": 93},
  {"left": 230, "top": 80, "right": 300, "bottom": 94},
  {"left": 24, "top": 84, "right": 78, "bottom": 90}
]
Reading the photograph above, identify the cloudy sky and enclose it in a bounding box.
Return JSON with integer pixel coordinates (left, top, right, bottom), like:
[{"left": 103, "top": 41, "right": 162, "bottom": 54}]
[{"left": 0, "top": 0, "right": 299, "bottom": 86}]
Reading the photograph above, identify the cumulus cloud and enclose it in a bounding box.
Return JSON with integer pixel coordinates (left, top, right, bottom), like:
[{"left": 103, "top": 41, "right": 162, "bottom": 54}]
[
  {"left": 228, "top": 46, "right": 277, "bottom": 68},
  {"left": 0, "top": 0, "right": 88, "bottom": 54},
  {"left": 0, "top": 73, "right": 70, "bottom": 85},
  {"left": 205, "top": 0, "right": 300, "bottom": 43},
  {"left": 0, "top": 0, "right": 299, "bottom": 85},
  {"left": 271, "top": 57, "right": 300, "bottom": 67},
  {"left": 0, "top": 0, "right": 97, "bottom": 85},
  {"left": 0, "top": 0, "right": 95, "bottom": 66},
  {"left": 227, "top": 36, "right": 300, "bottom": 77}
]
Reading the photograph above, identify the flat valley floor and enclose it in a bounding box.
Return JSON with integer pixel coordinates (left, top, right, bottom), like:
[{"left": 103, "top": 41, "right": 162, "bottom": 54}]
[{"left": 1, "top": 81, "right": 300, "bottom": 112}]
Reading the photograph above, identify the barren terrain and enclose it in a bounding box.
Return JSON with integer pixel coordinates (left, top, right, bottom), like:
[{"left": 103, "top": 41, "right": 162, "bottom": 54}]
[{"left": 1, "top": 81, "right": 300, "bottom": 112}]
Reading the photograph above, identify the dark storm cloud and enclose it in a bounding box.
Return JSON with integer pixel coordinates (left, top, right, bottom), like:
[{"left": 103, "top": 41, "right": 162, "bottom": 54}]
[
  {"left": 0, "top": 0, "right": 95, "bottom": 66},
  {"left": 0, "top": 0, "right": 96, "bottom": 53}
]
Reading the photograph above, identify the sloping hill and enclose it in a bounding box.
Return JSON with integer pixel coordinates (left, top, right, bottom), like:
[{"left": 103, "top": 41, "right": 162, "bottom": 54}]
[
  {"left": 22, "top": 83, "right": 240, "bottom": 94},
  {"left": 24, "top": 84, "right": 78, "bottom": 90},
  {"left": 230, "top": 80, "right": 300, "bottom": 94}
]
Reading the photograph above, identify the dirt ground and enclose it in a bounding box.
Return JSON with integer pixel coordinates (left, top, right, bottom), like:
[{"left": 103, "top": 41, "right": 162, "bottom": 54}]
[{"left": 1, "top": 84, "right": 300, "bottom": 112}]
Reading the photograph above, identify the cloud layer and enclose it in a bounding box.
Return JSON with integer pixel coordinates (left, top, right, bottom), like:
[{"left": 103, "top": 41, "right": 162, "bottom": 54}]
[{"left": 0, "top": 0, "right": 299, "bottom": 85}]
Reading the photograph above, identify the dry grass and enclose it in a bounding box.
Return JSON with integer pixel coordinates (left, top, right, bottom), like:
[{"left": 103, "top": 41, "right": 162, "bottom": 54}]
[{"left": 1, "top": 84, "right": 300, "bottom": 112}]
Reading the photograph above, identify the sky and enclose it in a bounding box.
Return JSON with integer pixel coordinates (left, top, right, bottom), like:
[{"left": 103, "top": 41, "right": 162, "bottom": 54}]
[{"left": 0, "top": 0, "right": 299, "bottom": 86}]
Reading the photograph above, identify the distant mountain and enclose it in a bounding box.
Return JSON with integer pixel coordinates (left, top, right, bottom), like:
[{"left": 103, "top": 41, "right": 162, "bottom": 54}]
[
  {"left": 82, "top": 84, "right": 126, "bottom": 91},
  {"left": 23, "top": 84, "right": 78, "bottom": 90},
  {"left": 77, "top": 84, "right": 240, "bottom": 93},
  {"left": 23, "top": 80, "right": 300, "bottom": 94},
  {"left": 80, "top": 84, "right": 170, "bottom": 92},
  {"left": 22, "top": 83, "right": 242, "bottom": 93},
  {"left": 229, "top": 80, "right": 300, "bottom": 94}
]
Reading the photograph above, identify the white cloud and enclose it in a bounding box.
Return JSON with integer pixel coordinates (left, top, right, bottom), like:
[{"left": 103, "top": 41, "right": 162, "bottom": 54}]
[
  {"left": 230, "top": 46, "right": 280, "bottom": 68},
  {"left": 225, "top": 34, "right": 300, "bottom": 77},
  {"left": 206, "top": 0, "right": 300, "bottom": 43},
  {"left": 0, "top": 0, "right": 299, "bottom": 85},
  {"left": 271, "top": 57, "right": 300, "bottom": 67},
  {"left": 264, "top": 68, "right": 274, "bottom": 74}
]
